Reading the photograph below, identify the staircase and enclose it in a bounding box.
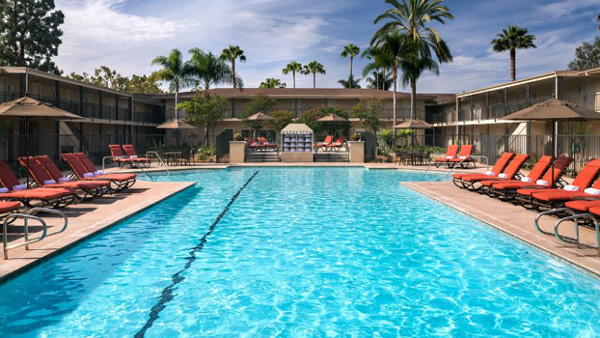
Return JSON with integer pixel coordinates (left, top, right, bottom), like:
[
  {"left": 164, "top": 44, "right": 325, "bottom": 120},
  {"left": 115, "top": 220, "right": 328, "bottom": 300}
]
[
  {"left": 245, "top": 151, "right": 280, "bottom": 162},
  {"left": 314, "top": 152, "right": 349, "bottom": 162}
]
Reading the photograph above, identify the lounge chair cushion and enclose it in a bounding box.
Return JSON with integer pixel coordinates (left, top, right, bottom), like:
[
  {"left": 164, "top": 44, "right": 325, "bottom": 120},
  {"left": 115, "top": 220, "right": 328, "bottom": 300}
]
[
  {"left": 565, "top": 200, "right": 600, "bottom": 212},
  {"left": 0, "top": 201, "right": 21, "bottom": 213}
]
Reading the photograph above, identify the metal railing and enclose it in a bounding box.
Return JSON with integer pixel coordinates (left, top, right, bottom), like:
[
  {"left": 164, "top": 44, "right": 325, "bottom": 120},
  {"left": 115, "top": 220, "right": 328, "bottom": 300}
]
[{"left": 3, "top": 208, "right": 68, "bottom": 259}]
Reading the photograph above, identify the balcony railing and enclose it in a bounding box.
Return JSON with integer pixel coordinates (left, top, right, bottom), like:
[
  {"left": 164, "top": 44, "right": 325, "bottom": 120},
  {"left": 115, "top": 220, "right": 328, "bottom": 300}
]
[{"left": 0, "top": 91, "right": 19, "bottom": 103}]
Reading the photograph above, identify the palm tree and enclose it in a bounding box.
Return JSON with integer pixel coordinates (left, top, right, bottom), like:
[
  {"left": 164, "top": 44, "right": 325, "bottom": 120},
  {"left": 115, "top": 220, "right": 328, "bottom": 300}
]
[
  {"left": 151, "top": 49, "right": 193, "bottom": 119},
  {"left": 365, "top": 71, "right": 393, "bottom": 90},
  {"left": 596, "top": 13, "right": 599, "bottom": 31},
  {"left": 282, "top": 61, "right": 303, "bottom": 88},
  {"left": 491, "top": 25, "right": 537, "bottom": 82},
  {"left": 361, "top": 46, "right": 392, "bottom": 90},
  {"left": 341, "top": 44, "right": 361, "bottom": 88},
  {"left": 370, "top": 33, "right": 403, "bottom": 130},
  {"left": 303, "top": 61, "right": 326, "bottom": 88},
  {"left": 220, "top": 45, "right": 246, "bottom": 89},
  {"left": 187, "top": 48, "right": 240, "bottom": 90},
  {"left": 338, "top": 75, "right": 361, "bottom": 89},
  {"left": 374, "top": 0, "right": 454, "bottom": 120},
  {"left": 259, "top": 78, "right": 287, "bottom": 88}
]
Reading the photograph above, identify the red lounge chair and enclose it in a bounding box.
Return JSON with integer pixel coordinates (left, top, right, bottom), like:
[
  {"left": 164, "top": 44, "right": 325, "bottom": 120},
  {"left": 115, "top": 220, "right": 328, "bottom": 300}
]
[
  {"left": 489, "top": 156, "right": 573, "bottom": 203},
  {"left": 452, "top": 152, "right": 514, "bottom": 190},
  {"left": 245, "top": 138, "right": 263, "bottom": 151},
  {"left": 525, "top": 159, "right": 600, "bottom": 210},
  {"left": 62, "top": 153, "right": 136, "bottom": 192},
  {"left": 122, "top": 145, "right": 151, "bottom": 167},
  {"left": 446, "top": 145, "right": 476, "bottom": 169},
  {"left": 257, "top": 137, "right": 277, "bottom": 149},
  {"left": 316, "top": 135, "right": 333, "bottom": 149},
  {"left": 325, "top": 136, "right": 347, "bottom": 151},
  {"left": 110, "top": 145, "right": 150, "bottom": 168},
  {"left": 483, "top": 156, "right": 552, "bottom": 196},
  {"left": 0, "top": 160, "right": 75, "bottom": 208},
  {"left": 19, "top": 156, "right": 111, "bottom": 200},
  {"left": 468, "top": 154, "right": 530, "bottom": 192},
  {"left": 109, "top": 145, "right": 133, "bottom": 168},
  {"left": 434, "top": 145, "right": 459, "bottom": 168}
]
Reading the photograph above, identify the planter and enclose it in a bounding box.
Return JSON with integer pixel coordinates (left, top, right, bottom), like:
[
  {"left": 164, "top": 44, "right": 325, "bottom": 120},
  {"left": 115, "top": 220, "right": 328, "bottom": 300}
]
[
  {"left": 229, "top": 141, "right": 246, "bottom": 163},
  {"left": 348, "top": 141, "right": 365, "bottom": 163}
]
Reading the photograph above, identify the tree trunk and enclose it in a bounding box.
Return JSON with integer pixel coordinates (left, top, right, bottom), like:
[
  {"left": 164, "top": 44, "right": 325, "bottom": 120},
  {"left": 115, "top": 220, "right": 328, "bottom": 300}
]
[
  {"left": 293, "top": 71, "right": 296, "bottom": 89},
  {"left": 175, "top": 82, "right": 179, "bottom": 119},
  {"left": 382, "top": 68, "right": 386, "bottom": 90},
  {"left": 313, "top": 72, "right": 316, "bottom": 89},
  {"left": 392, "top": 65, "right": 397, "bottom": 146},
  {"left": 232, "top": 60, "right": 236, "bottom": 89},
  {"left": 410, "top": 78, "right": 416, "bottom": 120},
  {"left": 350, "top": 57, "right": 353, "bottom": 89},
  {"left": 204, "top": 126, "right": 209, "bottom": 146},
  {"left": 510, "top": 47, "right": 516, "bottom": 82}
]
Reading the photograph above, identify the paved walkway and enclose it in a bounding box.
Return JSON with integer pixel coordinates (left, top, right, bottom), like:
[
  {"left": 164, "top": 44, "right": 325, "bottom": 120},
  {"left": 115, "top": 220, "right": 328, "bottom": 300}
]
[
  {"left": 0, "top": 180, "right": 195, "bottom": 282},
  {"left": 404, "top": 180, "right": 600, "bottom": 277}
]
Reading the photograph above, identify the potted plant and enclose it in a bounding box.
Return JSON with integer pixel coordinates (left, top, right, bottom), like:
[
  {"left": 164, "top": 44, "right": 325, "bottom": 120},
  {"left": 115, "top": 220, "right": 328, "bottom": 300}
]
[
  {"left": 233, "top": 132, "right": 244, "bottom": 141},
  {"left": 351, "top": 132, "right": 362, "bottom": 141}
]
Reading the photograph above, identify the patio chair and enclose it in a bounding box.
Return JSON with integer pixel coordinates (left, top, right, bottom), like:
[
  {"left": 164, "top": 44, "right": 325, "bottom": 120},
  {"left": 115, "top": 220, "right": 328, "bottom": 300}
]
[
  {"left": 452, "top": 152, "right": 514, "bottom": 190},
  {"left": 487, "top": 156, "right": 573, "bottom": 204},
  {"left": 257, "top": 137, "right": 277, "bottom": 151},
  {"left": 434, "top": 145, "right": 459, "bottom": 168},
  {"left": 459, "top": 153, "right": 530, "bottom": 192},
  {"left": 35, "top": 156, "right": 113, "bottom": 198},
  {"left": 62, "top": 153, "right": 136, "bottom": 192},
  {"left": 446, "top": 145, "right": 476, "bottom": 169},
  {"left": 523, "top": 159, "right": 600, "bottom": 210},
  {"left": 482, "top": 156, "right": 552, "bottom": 196},
  {"left": 18, "top": 157, "right": 111, "bottom": 201},
  {"left": 0, "top": 160, "right": 76, "bottom": 208},
  {"left": 122, "top": 145, "right": 151, "bottom": 168},
  {"left": 108, "top": 145, "right": 132, "bottom": 168},
  {"left": 325, "top": 136, "right": 347, "bottom": 152},
  {"left": 315, "top": 135, "right": 333, "bottom": 151}
]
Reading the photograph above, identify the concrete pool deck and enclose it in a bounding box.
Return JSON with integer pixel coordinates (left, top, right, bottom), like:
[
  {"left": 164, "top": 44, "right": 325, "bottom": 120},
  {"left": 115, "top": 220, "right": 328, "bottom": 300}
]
[
  {"left": 0, "top": 180, "right": 196, "bottom": 282},
  {"left": 404, "top": 180, "right": 600, "bottom": 277}
]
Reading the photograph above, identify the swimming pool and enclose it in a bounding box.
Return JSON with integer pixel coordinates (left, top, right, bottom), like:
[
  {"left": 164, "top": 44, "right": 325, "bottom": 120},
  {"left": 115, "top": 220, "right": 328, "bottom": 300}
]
[{"left": 1, "top": 167, "right": 599, "bottom": 337}]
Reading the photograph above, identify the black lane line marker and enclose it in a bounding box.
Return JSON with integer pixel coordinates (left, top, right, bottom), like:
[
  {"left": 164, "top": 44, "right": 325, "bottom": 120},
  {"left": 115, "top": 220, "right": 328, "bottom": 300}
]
[{"left": 134, "top": 171, "right": 259, "bottom": 338}]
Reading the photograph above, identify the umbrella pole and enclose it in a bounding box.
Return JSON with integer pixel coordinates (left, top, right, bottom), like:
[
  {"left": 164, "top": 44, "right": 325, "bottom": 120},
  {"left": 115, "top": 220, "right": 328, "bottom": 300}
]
[
  {"left": 551, "top": 120, "right": 556, "bottom": 189},
  {"left": 25, "top": 117, "right": 30, "bottom": 188}
]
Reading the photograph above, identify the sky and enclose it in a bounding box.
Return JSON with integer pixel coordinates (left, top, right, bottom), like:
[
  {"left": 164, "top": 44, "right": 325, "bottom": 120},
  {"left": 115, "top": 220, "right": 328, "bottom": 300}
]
[{"left": 53, "top": 0, "right": 600, "bottom": 94}]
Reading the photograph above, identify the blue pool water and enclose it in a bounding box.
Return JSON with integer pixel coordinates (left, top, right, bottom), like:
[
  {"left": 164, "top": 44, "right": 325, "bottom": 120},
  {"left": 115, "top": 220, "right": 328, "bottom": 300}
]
[{"left": 1, "top": 167, "right": 600, "bottom": 337}]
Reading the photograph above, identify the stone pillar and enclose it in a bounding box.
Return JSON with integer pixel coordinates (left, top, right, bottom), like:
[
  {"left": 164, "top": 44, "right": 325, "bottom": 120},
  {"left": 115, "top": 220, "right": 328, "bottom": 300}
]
[
  {"left": 229, "top": 141, "right": 246, "bottom": 163},
  {"left": 348, "top": 141, "right": 365, "bottom": 163}
]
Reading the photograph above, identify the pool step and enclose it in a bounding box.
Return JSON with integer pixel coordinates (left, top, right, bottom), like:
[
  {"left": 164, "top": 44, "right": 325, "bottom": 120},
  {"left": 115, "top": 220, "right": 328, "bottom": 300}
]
[
  {"left": 314, "top": 152, "right": 349, "bottom": 162},
  {"left": 245, "top": 152, "right": 280, "bottom": 162}
]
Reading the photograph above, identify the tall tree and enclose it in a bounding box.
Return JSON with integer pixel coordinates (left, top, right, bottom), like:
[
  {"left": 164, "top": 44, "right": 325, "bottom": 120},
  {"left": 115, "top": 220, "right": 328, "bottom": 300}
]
[
  {"left": 259, "top": 78, "right": 286, "bottom": 88},
  {"left": 282, "top": 61, "right": 302, "bottom": 89},
  {"left": 352, "top": 98, "right": 382, "bottom": 136},
  {"left": 338, "top": 75, "right": 361, "bottom": 89},
  {"left": 177, "top": 92, "right": 227, "bottom": 146},
  {"left": 373, "top": 0, "right": 454, "bottom": 120},
  {"left": 0, "top": 0, "right": 65, "bottom": 74},
  {"left": 219, "top": 45, "right": 246, "bottom": 89},
  {"left": 491, "top": 25, "right": 537, "bottom": 82},
  {"left": 597, "top": 14, "right": 600, "bottom": 31},
  {"left": 187, "top": 48, "right": 240, "bottom": 90},
  {"left": 365, "top": 71, "right": 393, "bottom": 90},
  {"left": 568, "top": 37, "right": 600, "bottom": 71},
  {"left": 68, "top": 67, "right": 163, "bottom": 93},
  {"left": 152, "top": 49, "right": 193, "bottom": 118},
  {"left": 370, "top": 33, "right": 402, "bottom": 133},
  {"left": 241, "top": 93, "right": 277, "bottom": 130},
  {"left": 341, "top": 44, "right": 361, "bottom": 88},
  {"left": 303, "top": 61, "right": 326, "bottom": 88}
]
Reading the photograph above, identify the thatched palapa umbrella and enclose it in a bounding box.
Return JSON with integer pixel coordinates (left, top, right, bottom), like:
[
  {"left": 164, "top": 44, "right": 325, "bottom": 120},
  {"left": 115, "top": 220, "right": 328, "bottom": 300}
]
[{"left": 0, "top": 96, "right": 82, "bottom": 187}]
